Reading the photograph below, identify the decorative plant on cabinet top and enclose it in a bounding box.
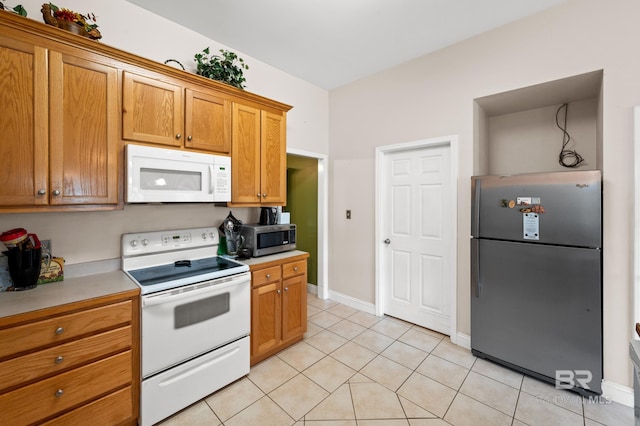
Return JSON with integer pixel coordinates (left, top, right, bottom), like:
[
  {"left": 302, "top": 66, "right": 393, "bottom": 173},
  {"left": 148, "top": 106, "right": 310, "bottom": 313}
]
[{"left": 194, "top": 47, "right": 249, "bottom": 89}]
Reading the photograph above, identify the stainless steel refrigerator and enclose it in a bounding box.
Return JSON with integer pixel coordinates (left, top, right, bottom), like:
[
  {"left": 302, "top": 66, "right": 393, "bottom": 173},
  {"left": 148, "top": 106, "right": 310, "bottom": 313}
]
[{"left": 470, "top": 170, "right": 602, "bottom": 395}]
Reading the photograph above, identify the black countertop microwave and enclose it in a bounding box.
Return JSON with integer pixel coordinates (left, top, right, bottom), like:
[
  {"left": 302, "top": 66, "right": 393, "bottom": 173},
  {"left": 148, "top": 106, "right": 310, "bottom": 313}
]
[{"left": 239, "top": 224, "right": 296, "bottom": 257}]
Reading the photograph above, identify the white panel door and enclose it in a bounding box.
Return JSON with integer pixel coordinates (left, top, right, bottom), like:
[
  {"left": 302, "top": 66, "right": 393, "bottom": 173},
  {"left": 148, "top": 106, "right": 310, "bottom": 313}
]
[{"left": 382, "top": 144, "right": 452, "bottom": 334}]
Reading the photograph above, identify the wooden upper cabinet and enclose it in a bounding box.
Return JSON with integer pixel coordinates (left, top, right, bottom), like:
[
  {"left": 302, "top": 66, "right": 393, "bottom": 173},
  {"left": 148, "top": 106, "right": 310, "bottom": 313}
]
[
  {"left": 122, "top": 72, "right": 231, "bottom": 153},
  {"left": 185, "top": 89, "right": 231, "bottom": 153},
  {"left": 260, "top": 110, "right": 286, "bottom": 205},
  {"left": 231, "top": 103, "right": 262, "bottom": 203},
  {"left": 0, "top": 36, "right": 48, "bottom": 206},
  {"left": 0, "top": 35, "right": 118, "bottom": 208},
  {"left": 49, "top": 51, "right": 119, "bottom": 205},
  {"left": 122, "top": 71, "right": 183, "bottom": 147},
  {"left": 231, "top": 103, "right": 286, "bottom": 205}
]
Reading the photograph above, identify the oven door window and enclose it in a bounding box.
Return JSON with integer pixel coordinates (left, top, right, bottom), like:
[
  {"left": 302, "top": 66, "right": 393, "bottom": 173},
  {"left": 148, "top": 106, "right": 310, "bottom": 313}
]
[{"left": 174, "top": 292, "right": 229, "bottom": 329}]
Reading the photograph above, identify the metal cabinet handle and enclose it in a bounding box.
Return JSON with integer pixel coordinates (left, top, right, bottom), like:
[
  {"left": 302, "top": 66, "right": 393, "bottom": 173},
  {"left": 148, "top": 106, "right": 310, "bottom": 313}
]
[
  {"left": 257, "top": 193, "right": 261, "bottom": 198},
  {"left": 262, "top": 193, "right": 267, "bottom": 197},
  {"left": 55, "top": 389, "right": 64, "bottom": 398},
  {"left": 55, "top": 327, "right": 64, "bottom": 335},
  {"left": 293, "top": 266, "right": 298, "bottom": 272},
  {"left": 55, "top": 355, "right": 64, "bottom": 364},
  {"left": 52, "top": 190, "right": 61, "bottom": 196},
  {"left": 175, "top": 133, "right": 181, "bottom": 139},
  {"left": 187, "top": 135, "right": 193, "bottom": 141},
  {"left": 37, "top": 189, "right": 46, "bottom": 195},
  {"left": 284, "top": 287, "right": 289, "bottom": 292},
  {"left": 384, "top": 239, "right": 391, "bottom": 245},
  {"left": 266, "top": 273, "right": 271, "bottom": 279},
  {"left": 276, "top": 289, "right": 281, "bottom": 294}
]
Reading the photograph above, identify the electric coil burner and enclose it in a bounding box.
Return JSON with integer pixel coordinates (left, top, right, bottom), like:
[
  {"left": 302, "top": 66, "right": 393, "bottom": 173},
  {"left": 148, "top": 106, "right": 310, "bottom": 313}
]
[{"left": 122, "top": 227, "right": 250, "bottom": 426}]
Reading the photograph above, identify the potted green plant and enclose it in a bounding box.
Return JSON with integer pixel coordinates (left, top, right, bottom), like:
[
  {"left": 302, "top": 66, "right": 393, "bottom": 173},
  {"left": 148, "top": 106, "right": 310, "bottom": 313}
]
[
  {"left": 0, "top": 2, "right": 27, "bottom": 16},
  {"left": 194, "top": 47, "right": 249, "bottom": 89}
]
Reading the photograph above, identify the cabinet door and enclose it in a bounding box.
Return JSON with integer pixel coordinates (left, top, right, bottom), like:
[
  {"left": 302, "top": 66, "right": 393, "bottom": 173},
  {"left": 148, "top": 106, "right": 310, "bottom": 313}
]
[
  {"left": 282, "top": 274, "right": 307, "bottom": 341},
  {"left": 0, "top": 36, "right": 48, "bottom": 206},
  {"left": 49, "top": 51, "right": 119, "bottom": 205},
  {"left": 122, "top": 71, "right": 183, "bottom": 147},
  {"left": 232, "top": 103, "right": 261, "bottom": 203},
  {"left": 251, "top": 282, "right": 282, "bottom": 357},
  {"left": 185, "top": 89, "right": 231, "bottom": 153},
  {"left": 260, "top": 110, "right": 286, "bottom": 204}
]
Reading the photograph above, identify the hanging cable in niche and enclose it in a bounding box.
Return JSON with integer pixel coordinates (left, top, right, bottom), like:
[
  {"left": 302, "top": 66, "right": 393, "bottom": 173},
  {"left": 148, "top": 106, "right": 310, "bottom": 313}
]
[{"left": 556, "top": 103, "right": 584, "bottom": 168}]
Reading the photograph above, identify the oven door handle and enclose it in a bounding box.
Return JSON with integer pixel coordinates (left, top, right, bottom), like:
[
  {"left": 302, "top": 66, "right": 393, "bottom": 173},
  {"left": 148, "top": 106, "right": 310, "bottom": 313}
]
[{"left": 142, "top": 273, "right": 249, "bottom": 307}]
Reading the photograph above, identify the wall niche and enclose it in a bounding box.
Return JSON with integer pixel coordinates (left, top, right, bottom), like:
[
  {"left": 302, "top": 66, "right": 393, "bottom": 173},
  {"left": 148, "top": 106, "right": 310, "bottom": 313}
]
[{"left": 473, "top": 70, "right": 603, "bottom": 176}]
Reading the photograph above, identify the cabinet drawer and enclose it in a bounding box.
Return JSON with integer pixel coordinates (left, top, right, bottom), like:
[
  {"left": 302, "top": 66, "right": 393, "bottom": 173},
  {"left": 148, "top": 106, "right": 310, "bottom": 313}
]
[
  {"left": 283, "top": 259, "right": 307, "bottom": 279},
  {"left": 252, "top": 266, "right": 282, "bottom": 287},
  {"left": 0, "top": 350, "right": 132, "bottom": 425},
  {"left": 41, "top": 386, "right": 134, "bottom": 426},
  {"left": 0, "top": 326, "right": 131, "bottom": 391},
  {"left": 0, "top": 300, "right": 132, "bottom": 358}
]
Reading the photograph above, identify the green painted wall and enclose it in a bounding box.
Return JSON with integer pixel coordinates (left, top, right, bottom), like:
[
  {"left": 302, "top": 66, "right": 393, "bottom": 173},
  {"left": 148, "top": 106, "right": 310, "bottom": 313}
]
[{"left": 286, "top": 155, "right": 318, "bottom": 285}]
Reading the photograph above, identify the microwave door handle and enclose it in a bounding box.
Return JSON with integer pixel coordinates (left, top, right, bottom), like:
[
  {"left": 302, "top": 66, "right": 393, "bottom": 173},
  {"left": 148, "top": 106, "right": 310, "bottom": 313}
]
[{"left": 208, "top": 164, "right": 214, "bottom": 194}]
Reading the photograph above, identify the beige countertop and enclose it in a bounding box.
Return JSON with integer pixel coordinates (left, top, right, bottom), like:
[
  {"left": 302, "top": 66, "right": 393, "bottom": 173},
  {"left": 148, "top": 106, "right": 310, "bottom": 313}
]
[
  {"left": 0, "top": 270, "right": 138, "bottom": 320},
  {"left": 237, "top": 250, "right": 309, "bottom": 267},
  {"left": 0, "top": 251, "right": 308, "bottom": 319}
]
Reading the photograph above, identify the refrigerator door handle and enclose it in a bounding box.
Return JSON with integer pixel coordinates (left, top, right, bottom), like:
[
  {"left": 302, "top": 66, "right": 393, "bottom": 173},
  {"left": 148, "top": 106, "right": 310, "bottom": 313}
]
[
  {"left": 471, "top": 238, "right": 480, "bottom": 298},
  {"left": 471, "top": 178, "right": 480, "bottom": 237}
]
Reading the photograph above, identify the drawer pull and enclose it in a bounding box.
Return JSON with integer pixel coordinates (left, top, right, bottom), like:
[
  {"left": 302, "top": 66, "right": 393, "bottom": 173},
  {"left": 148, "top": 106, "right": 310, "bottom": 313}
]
[
  {"left": 55, "top": 355, "right": 64, "bottom": 364},
  {"left": 55, "top": 389, "right": 64, "bottom": 398},
  {"left": 293, "top": 266, "right": 298, "bottom": 272},
  {"left": 55, "top": 327, "right": 64, "bottom": 335},
  {"left": 266, "top": 273, "right": 271, "bottom": 279}
]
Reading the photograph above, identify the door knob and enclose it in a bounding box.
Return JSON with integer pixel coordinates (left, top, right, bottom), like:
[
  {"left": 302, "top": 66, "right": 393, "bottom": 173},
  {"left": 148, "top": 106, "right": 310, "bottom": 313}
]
[
  {"left": 384, "top": 239, "right": 391, "bottom": 244},
  {"left": 52, "top": 190, "right": 61, "bottom": 196}
]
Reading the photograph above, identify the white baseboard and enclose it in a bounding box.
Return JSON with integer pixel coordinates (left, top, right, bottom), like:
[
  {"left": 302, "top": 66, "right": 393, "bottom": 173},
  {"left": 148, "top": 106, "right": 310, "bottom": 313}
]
[
  {"left": 454, "top": 332, "right": 471, "bottom": 350},
  {"left": 307, "top": 283, "right": 318, "bottom": 296},
  {"left": 601, "top": 380, "right": 633, "bottom": 407},
  {"left": 327, "top": 289, "right": 376, "bottom": 315}
]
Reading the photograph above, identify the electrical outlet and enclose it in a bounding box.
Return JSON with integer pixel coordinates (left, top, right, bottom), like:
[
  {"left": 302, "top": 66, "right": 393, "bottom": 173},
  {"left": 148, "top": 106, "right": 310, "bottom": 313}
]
[
  {"left": 346, "top": 210, "right": 351, "bottom": 219},
  {"left": 41, "top": 239, "right": 52, "bottom": 254}
]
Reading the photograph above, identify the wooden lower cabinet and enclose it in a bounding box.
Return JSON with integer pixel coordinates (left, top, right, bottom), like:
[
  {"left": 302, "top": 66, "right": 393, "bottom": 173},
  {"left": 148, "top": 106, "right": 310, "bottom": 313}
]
[
  {"left": 250, "top": 254, "right": 308, "bottom": 365},
  {"left": 0, "top": 291, "right": 140, "bottom": 425}
]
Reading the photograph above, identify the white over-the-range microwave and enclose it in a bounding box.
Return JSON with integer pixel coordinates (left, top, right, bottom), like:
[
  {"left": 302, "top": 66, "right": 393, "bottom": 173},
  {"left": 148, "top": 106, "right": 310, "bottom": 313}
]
[{"left": 126, "top": 144, "right": 231, "bottom": 203}]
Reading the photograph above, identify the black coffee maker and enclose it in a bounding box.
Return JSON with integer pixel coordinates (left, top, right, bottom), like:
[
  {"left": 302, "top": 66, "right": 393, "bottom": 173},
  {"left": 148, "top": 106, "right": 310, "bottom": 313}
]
[
  {"left": 259, "top": 207, "right": 277, "bottom": 225},
  {"left": 4, "top": 233, "right": 42, "bottom": 290}
]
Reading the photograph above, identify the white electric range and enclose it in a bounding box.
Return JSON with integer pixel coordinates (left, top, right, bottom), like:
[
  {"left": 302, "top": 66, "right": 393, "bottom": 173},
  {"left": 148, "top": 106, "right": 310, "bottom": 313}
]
[{"left": 122, "top": 227, "right": 250, "bottom": 426}]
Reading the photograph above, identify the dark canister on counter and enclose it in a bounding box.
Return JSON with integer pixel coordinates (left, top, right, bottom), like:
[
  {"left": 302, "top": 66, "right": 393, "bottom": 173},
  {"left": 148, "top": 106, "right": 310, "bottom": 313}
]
[{"left": 5, "top": 233, "right": 42, "bottom": 290}]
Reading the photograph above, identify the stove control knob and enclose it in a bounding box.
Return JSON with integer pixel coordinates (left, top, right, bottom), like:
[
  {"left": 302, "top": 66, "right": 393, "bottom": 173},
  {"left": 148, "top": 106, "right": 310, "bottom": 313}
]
[
  {"left": 201, "top": 233, "right": 207, "bottom": 240},
  {"left": 130, "top": 240, "right": 138, "bottom": 247},
  {"left": 210, "top": 232, "right": 215, "bottom": 239},
  {"left": 142, "top": 239, "right": 149, "bottom": 246}
]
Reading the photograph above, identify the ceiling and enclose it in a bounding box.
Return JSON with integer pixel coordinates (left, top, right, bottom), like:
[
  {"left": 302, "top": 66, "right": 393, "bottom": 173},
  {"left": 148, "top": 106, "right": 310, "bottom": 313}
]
[{"left": 126, "top": 0, "right": 568, "bottom": 90}]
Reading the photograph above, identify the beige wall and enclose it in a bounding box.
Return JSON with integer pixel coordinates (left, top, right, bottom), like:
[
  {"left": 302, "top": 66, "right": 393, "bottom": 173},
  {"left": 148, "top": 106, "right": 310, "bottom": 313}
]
[
  {"left": 0, "top": 0, "right": 329, "bottom": 264},
  {"left": 329, "top": 0, "right": 639, "bottom": 388}
]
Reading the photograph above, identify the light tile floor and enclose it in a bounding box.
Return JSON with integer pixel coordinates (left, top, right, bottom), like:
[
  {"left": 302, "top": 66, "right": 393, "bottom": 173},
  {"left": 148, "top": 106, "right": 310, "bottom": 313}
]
[{"left": 159, "top": 294, "right": 633, "bottom": 425}]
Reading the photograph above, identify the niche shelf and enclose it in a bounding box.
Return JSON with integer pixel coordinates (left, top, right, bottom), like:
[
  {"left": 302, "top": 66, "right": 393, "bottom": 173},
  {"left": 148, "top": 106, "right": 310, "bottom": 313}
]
[{"left": 473, "top": 70, "right": 603, "bottom": 176}]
